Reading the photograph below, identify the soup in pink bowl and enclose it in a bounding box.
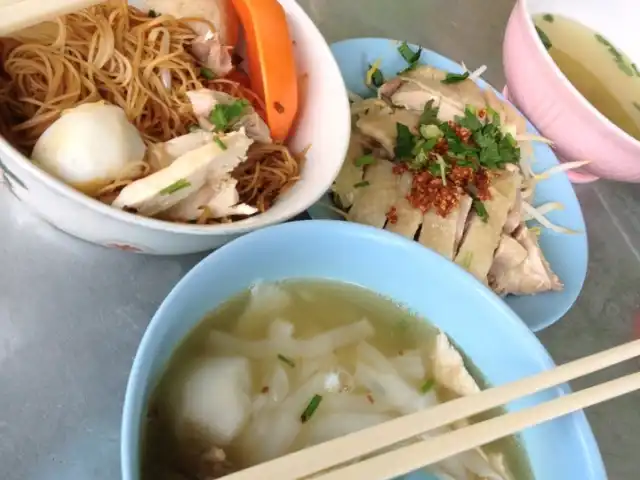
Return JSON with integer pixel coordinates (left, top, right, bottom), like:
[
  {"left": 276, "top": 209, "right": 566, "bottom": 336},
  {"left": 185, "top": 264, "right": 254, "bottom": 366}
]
[{"left": 503, "top": 0, "right": 640, "bottom": 183}]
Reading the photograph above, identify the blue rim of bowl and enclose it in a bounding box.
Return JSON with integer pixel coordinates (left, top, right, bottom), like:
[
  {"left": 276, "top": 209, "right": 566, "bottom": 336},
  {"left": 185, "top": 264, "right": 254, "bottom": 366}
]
[{"left": 121, "top": 220, "right": 605, "bottom": 480}]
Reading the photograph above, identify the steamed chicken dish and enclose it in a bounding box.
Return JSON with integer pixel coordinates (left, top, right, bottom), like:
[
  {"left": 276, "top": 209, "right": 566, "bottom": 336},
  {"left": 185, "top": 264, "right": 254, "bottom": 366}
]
[
  {"left": 142, "top": 280, "right": 533, "bottom": 480},
  {"left": 0, "top": 0, "right": 301, "bottom": 224},
  {"left": 332, "top": 43, "right": 573, "bottom": 296}
]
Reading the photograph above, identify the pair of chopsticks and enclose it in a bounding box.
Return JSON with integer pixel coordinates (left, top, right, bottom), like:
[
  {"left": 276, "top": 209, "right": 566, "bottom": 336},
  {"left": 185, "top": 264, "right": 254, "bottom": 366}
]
[
  {"left": 0, "top": 0, "right": 103, "bottom": 35},
  {"left": 226, "top": 339, "right": 640, "bottom": 480}
]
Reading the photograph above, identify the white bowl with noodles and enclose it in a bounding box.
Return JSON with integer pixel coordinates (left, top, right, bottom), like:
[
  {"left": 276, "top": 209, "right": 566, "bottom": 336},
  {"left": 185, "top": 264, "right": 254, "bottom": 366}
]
[{"left": 0, "top": 0, "right": 350, "bottom": 255}]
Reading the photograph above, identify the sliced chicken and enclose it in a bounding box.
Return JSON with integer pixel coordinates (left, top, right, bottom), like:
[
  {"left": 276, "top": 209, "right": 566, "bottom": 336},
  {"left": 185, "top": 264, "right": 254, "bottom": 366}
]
[
  {"left": 112, "top": 130, "right": 253, "bottom": 216},
  {"left": 454, "top": 172, "right": 521, "bottom": 282},
  {"left": 385, "top": 171, "right": 423, "bottom": 239},
  {"left": 348, "top": 159, "right": 397, "bottom": 228},
  {"left": 187, "top": 89, "right": 272, "bottom": 143},
  {"left": 191, "top": 32, "right": 233, "bottom": 77},
  {"left": 503, "top": 189, "right": 522, "bottom": 235},
  {"left": 165, "top": 177, "right": 257, "bottom": 221},
  {"left": 430, "top": 332, "right": 480, "bottom": 397},
  {"left": 490, "top": 225, "right": 563, "bottom": 296},
  {"left": 147, "top": 131, "right": 213, "bottom": 171},
  {"left": 355, "top": 109, "right": 420, "bottom": 156},
  {"left": 331, "top": 133, "right": 366, "bottom": 209},
  {"left": 453, "top": 195, "right": 473, "bottom": 253},
  {"left": 419, "top": 195, "right": 472, "bottom": 260},
  {"left": 488, "top": 234, "right": 528, "bottom": 276}
]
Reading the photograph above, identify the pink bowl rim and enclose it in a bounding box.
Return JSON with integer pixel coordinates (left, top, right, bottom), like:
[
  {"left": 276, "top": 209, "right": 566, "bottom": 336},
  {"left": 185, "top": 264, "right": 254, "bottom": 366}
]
[{"left": 515, "top": 0, "right": 640, "bottom": 149}]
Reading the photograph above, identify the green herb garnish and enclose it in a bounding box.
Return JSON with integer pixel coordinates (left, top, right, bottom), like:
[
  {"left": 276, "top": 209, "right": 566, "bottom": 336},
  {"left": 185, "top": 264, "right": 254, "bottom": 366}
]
[
  {"left": 160, "top": 178, "right": 191, "bottom": 195},
  {"left": 420, "top": 378, "right": 435, "bottom": 394},
  {"left": 200, "top": 67, "right": 215, "bottom": 80},
  {"left": 632, "top": 63, "right": 640, "bottom": 78},
  {"left": 542, "top": 13, "right": 554, "bottom": 23},
  {"left": 472, "top": 198, "right": 489, "bottom": 222},
  {"left": 420, "top": 99, "right": 440, "bottom": 125},
  {"left": 209, "top": 99, "right": 250, "bottom": 132},
  {"left": 397, "top": 41, "right": 422, "bottom": 72},
  {"left": 536, "top": 26, "right": 552, "bottom": 50},
  {"left": 354, "top": 155, "right": 375, "bottom": 167},
  {"left": 148, "top": 9, "right": 159, "bottom": 18},
  {"left": 301, "top": 394, "right": 323, "bottom": 423},
  {"left": 395, "top": 123, "right": 416, "bottom": 158},
  {"left": 277, "top": 354, "right": 296, "bottom": 368},
  {"left": 367, "top": 64, "right": 385, "bottom": 88},
  {"left": 441, "top": 71, "right": 470, "bottom": 85},
  {"left": 213, "top": 136, "right": 227, "bottom": 150},
  {"left": 460, "top": 252, "right": 474, "bottom": 270},
  {"left": 353, "top": 180, "right": 370, "bottom": 188}
]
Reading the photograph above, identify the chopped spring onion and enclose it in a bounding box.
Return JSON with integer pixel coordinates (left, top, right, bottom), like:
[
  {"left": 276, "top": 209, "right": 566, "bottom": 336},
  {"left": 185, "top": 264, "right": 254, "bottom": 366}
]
[
  {"left": 213, "top": 136, "right": 227, "bottom": 150},
  {"left": 354, "top": 155, "right": 375, "bottom": 167},
  {"left": 420, "top": 124, "right": 443, "bottom": 139},
  {"left": 441, "top": 71, "right": 469, "bottom": 84},
  {"left": 420, "top": 378, "right": 435, "bottom": 394},
  {"left": 200, "top": 67, "right": 215, "bottom": 80},
  {"left": 522, "top": 202, "right": 580, "bottom": 234},
  {"left": 522, "top": 202, "right": 564, "bottom": 221},
  {"left": 472, "top": 198, "right": 489, "bottom": 222},
  {"left": 534, "top": 160, "right": 591, "bottom": 181},
  {"left": 300, "top": 394, "right": 323, "bottom": 423},
  {"left": 435, "top": 153, "right": 448, "bottom": 186},
  {"left": 353, "top": 180, "right": 370, "bottom": 188},
  {"left": 277, "top": 354, "right": 296, "bottom": 368},
  {"left": 209, "top": 99, "right": 249, "bottom": 132},
  {"left": 366, "top": 60, "right": 384, "bottom": 88},
  {"left": 160, "top": 178, "right": 191, "bottom": 195}
]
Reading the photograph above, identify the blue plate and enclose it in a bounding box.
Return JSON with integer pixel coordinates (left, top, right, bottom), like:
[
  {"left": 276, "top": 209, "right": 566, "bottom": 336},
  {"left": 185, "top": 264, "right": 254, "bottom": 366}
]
[
  {"left": 307, "top": 38, "right": 588, "bottom": 332},
  {"left": 121, "top": 221, "right": 605, "bottom": 480}
]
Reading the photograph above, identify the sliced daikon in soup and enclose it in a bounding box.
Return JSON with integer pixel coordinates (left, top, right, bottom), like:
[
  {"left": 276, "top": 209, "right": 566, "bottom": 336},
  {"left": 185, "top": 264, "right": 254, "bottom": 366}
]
[{"left": 141, "top": 280, "right": 534, "bottom": 480}]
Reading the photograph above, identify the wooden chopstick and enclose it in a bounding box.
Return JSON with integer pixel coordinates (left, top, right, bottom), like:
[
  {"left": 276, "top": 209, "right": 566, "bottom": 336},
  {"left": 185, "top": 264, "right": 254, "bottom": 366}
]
[
  {"left": 315, "top": 370, "right": 640, "bottom": 480},
  {"left": 0, "top": 0, "right": 103, "bottom": 35},
  {"left": 223, "top": 339, "right": 640, "bottom": 480}
]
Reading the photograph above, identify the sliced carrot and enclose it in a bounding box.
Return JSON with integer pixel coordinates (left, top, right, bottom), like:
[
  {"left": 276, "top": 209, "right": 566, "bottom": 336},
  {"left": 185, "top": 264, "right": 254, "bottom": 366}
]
[{"left": 231, "top": 0, "right": 298, "bottom": 142}]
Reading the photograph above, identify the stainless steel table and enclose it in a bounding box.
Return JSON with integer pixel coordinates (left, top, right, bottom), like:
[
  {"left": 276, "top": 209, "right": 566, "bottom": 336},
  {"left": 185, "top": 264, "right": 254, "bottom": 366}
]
[{"left": 1, "top": 0, "right": 638, "bottom": 478}]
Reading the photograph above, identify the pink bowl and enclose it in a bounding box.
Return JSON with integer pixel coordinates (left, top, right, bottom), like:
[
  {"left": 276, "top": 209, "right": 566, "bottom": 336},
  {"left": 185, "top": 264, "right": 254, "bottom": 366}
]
[{"left": 503, "top": 0, "right": 640, "bottom": 183}]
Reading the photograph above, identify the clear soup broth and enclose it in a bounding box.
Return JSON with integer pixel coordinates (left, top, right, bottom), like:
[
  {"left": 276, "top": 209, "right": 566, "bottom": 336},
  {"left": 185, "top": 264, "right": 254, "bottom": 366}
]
[
  {"left": 141, "top": 280, "right": 533, "bottom": 480},
  {"left": 534, "top": 13, "right": 640, "bottom": 140}
]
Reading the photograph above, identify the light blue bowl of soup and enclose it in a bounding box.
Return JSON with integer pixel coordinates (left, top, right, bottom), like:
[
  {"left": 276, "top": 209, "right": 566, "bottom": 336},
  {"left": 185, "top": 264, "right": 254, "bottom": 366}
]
[{"left": 121, "top": 220, "right": 605, "bottom": 480}]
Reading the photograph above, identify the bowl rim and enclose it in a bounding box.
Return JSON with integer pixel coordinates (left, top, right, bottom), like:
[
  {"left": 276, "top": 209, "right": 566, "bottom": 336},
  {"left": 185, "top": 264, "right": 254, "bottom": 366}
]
[
  {"left": 121, "top": 220, "right": 605, "bottom": 480},
  {"left": 0, "top": 0, "right": 350, "bottom": 236},
  {"left": 515, "top": 0, "right": 640, "bottom": 149}
]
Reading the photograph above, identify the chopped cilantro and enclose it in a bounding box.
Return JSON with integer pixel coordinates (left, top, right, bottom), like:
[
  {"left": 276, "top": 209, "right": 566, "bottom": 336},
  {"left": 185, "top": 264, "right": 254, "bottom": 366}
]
[
  {"left": 148, "top": 9, "right": 159, "bottom": 18},
  {"left": 420, "top": 378, "right": 435, "bottom": 394},
  {"left": 441, "top": 71, "right": 470, "bottom": 85},
  {"left": 456, "top": 107, "right": 483, "bottom": 131},
  {"left": 209, "top": 99, "right": 249, "bottom": 132},
  {"left": 542, "top": 13, "right": 554, "bottom": 23},
  {"left": 300, "top": 394, "right": 322, "bottom": 423},
  {"left": 160, "top": 178, "right": 191, "bottom": 195},
  {"left": 353, "top": 180, "right": 370, "bottom": 188},
  {"left": 213, "top": 136, "right": 227, "bottom": 150},
  {"left": 200, "top": 67, "right": 215, "bottom": 80},
  {"left": 277, "top": 354, "right": 296, "bottom": 368},
  {"left": 420, "top": 99, "right": 440, "bottom": 125},
  {"left": 354, "top": 155, "right": 375, "bottom": 167},
  {"left": 397, "top": 41, "right": 422, "bottom": 72},
  {"left": 536, "top": 26, "right": 552, "bottom": 50},
  {"left": 472, "top": 198, "right": 489, "bottom": 222},
  {"left": 395, "top": 123, "right": 416, "bottom": 158}
]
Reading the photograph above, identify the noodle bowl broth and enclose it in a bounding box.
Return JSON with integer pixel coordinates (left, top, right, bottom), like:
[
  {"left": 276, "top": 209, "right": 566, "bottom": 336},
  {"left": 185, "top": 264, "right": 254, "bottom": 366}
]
[
  {"left": 0, "top": 0, "right": 341, "bottom": 235},
  {"left": 142, "top": 280, "right": 534, "bottom": 480}
]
